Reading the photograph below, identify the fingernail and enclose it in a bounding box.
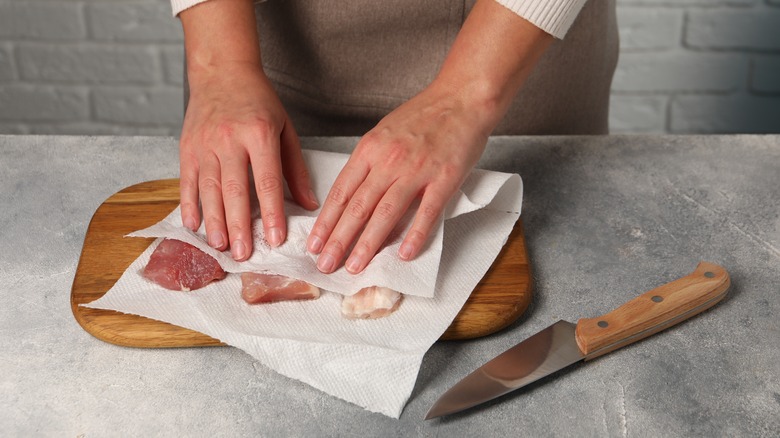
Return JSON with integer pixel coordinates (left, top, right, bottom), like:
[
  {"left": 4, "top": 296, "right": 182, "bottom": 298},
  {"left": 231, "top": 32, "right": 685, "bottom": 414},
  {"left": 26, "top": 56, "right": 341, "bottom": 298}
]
[
  {"left": 209, "top": 232, "right": 225, "bottom": 249},
  {"left": 317, "top": 253, "right": 336, "bottom": 273},
  {"left": 308, "top": 189, "right": 319, "bottom": 208},
  {"left": 307, "top": 234, "right": 323, "bottom": 253},
  {"left": 345, "top": 255, "right": 363, "bottom": 274},
  {"left": 399, "top": 242, "right": 414, "bottom": 260},
  {"left": 267, "top": 228, "right": 283, "bottom": 247},
  {"left": 183, "top": 216, "right": 197, "bottom": 231},
  {"left": 232, "top": 239, "right": 246, "bottom": 260}
]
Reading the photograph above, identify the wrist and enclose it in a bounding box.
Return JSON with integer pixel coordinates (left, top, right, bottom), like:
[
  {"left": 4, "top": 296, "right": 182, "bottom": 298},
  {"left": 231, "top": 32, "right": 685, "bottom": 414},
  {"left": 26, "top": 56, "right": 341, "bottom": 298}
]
[
  {"left": 431, "top": 73, "right": 507, "bottom": 130},
  {"left": 181, "top": 0, "right": 262, "bottom": 86},
  {"left": 431, "top": 0, "right": 554, "bottom": 131},
  {"left": 187, "top": 58, "right": 264, "bottom": 90}
]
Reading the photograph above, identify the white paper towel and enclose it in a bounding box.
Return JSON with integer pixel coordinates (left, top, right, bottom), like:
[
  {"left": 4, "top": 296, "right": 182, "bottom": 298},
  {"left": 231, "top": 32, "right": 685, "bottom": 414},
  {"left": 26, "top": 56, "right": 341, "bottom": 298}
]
[{"left": 84, "top": 149, "right": 522, "bottom": 418}]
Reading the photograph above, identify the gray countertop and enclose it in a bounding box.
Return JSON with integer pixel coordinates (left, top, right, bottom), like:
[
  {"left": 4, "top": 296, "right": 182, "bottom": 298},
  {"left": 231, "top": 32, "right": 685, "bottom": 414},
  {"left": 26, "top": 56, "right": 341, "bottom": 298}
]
[{"left": 1, "top": 134, "right": 778, "bottom": 436}]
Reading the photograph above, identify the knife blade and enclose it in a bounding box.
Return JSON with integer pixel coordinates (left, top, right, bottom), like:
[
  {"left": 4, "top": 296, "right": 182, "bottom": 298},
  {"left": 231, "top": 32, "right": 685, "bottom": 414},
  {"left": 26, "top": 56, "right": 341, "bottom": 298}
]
[{"left": 425, "top": 261, "right": 730, "bottom": 420}]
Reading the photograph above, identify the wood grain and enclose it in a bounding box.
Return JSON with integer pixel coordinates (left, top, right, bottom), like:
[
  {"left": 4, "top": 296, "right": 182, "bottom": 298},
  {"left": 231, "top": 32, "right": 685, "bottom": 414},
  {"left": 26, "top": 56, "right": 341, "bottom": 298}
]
[
  {"left": 70, "top": 179, "right": 532, "bottom": 347},
  {"left": 575, "top": 261, "right": 729, "bottom": 359}
]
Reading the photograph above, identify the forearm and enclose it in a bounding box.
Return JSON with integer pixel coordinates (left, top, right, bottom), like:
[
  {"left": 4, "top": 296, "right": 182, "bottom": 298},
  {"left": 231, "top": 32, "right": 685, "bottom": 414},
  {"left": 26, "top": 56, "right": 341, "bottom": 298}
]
[
  {"left": 180, "top": 0, "right": 262, "bottom": 87},
  {"left": 433, "top": 0, "right": 554, "bottom": 133}
]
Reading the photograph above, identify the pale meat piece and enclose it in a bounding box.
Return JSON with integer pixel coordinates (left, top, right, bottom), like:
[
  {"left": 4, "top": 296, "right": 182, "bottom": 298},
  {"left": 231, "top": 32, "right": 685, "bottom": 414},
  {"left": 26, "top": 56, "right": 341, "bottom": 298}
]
[
  {"left": 341, "top": 286, "right": 403, "bottom": 319},
  {"left": 241, "top": 272, "right": 320, "bottom": 304},
  {"left": 142, "top": 238, "right": 226, "bottom": 291}
]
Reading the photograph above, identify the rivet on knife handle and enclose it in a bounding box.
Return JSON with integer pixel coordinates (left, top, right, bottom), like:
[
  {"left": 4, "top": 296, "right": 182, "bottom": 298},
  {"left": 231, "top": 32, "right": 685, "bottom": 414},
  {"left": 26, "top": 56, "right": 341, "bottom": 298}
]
[{"left": 575, "top": 261, "right": 730, "bottom": 360}]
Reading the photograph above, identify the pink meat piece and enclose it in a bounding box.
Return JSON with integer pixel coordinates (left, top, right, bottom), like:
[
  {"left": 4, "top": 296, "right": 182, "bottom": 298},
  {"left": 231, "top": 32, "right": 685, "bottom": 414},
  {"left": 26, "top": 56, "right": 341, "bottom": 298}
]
[
  {"left": 241, "top": 272, "right": 320, "bottom": 304},
  {"left": 142, "top": 238, "right": 226, "bottom": 291},
  {"left": 341, "top": 286, "right": 403, "bottom": 319}
]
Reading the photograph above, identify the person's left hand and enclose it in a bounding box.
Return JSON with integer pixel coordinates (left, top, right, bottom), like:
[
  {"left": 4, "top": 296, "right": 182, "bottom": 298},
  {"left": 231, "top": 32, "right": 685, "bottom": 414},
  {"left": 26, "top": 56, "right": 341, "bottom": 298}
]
[
  {"left": 305, "top": 0, "right": 553, "bottom": 274},
  {"left": 306, "top": 81, "right": 492, "bottom": 274}
]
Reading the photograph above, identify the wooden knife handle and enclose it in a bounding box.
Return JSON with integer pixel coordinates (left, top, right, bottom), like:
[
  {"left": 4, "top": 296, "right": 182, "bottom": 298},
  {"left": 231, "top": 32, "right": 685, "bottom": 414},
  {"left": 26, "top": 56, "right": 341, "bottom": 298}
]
[{"left": 575, "top": 261, "right": 730, "bottom": 360}]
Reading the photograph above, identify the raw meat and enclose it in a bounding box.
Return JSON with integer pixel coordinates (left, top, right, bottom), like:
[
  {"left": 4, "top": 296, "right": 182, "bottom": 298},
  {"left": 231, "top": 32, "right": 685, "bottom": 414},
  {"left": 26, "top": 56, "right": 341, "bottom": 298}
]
[
  {"left": 241, "top": 272, "right": 320, "bottom": 304},
  {"left": 341, "top": 286, "right": 403, "bottom": 319},
  {"left": 142, "top": 238, "right": 226, "bottom": 291}
]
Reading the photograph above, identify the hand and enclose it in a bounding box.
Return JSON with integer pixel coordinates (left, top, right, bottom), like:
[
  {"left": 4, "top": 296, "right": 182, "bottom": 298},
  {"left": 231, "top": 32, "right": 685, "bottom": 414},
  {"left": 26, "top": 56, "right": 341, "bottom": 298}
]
[
  {"left": 306, "top": 0, "right": 553, "bottom": 274},
  {"left": 306, "top": 81, "right": 490, "bottom": 274},
  {"left": 179, "top": 61, "right": 318, "bottom": 261}
]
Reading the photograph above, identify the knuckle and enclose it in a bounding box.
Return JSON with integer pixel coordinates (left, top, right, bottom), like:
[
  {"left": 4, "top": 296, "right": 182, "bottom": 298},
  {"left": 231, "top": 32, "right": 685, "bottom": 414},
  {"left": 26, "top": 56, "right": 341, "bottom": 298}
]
[
  {"left": 439, "top": 162, "right": 460, "bottom": 179},
  {"left": 261, "top": 209, "right": 283, "bottom": 228},
  {"left": 374, "top": 201, "right": 396, "bottom": 222},
  {"left": 215, "top": 121, "right": 236, "bottom": 143},
  {"left": 418, "top": 203, "right": 440, "bottom": 222},
  {"left": 226, "top": 218, "right": 244, "bottom": 235},
  {"left": 406, "top": 228, "right": 426, "bottom": 245},
  {"left": 213, "top": 118, "right": 278, "bottom": 150},
  {"left": 180, "top": 176, "right": 198, "bottom": 193},
  {"left": 295, "top": 166, "right": 311, "bottom": 183},
  {"left": 180, "top": 199, "right": 199, "bottom": 213},
  {"left": 385, "top": 141, "right": 409, "bottom": 164},
  {"left": 359, "top": 131, "right": 380, "bottom": 149},
  {"left": 203, "top": 214, "right": 224, "bottom": 229},
  {"left": 411, "top": 155, "right": 429, "bottom": 172},
  {"left": 255, "top": 172, "right": 282, "bottom": 195},
  {"left": 178, "top": 132, "right": 192, "bottom": 146},
  {"left": 324, "top": 238, "right": 345, "bottom": 255},
  {"left": 179, "top": 126, "right": 200, "bottom": 147},
  {"left": 199, "top": 175, "right": 221, "bottom": 193},
  {"left": 353, "top": 239, "right": 374, "bottom": 257},
  {"left": 222, "top": 179, "right": 245, "bottom": 200},
  {"left": 327, "top": 184, "right": 350, "bottom": 207},
  {"left": 347, "top": 198, "right": 370, "bottom": 221},
  {"left": 312, "top": 220, "right": 332, "bottom": 236},
  {"left": 249, "top": 118, "right": 275, "bottom": 139}
]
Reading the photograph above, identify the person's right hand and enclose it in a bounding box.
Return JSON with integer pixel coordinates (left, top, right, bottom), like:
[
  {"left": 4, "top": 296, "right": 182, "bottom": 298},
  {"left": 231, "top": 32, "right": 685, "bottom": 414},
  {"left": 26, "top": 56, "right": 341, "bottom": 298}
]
[{"left": 179, "top": 61, "right": 318, "bottom": 261}]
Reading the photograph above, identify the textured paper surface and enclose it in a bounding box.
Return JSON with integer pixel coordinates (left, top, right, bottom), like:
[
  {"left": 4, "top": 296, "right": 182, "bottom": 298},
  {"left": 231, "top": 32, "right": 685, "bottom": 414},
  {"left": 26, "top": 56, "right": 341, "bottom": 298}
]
[
  {"left": 85, "top": 149, "right": 522, "bottom": 418},
  {"left": 129, "top": 150, "right": 518, "bottom": 298}
]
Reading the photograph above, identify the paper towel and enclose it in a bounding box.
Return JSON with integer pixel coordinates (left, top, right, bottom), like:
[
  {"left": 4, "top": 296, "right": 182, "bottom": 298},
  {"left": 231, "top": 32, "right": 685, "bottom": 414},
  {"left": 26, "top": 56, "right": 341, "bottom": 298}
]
[{"left": 84, "top": 149, "right": 522, "bottom": 418}]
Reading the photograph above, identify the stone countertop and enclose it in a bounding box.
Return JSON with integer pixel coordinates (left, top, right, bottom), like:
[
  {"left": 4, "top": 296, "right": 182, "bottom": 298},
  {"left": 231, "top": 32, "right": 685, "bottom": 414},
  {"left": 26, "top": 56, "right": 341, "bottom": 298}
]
[{"left": 1, "top": 134, "right": 778, "bottom": 436}]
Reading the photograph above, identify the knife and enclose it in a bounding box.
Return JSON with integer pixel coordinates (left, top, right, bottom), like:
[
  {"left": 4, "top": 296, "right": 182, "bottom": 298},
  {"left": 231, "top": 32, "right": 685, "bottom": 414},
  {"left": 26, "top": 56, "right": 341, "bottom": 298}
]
[{"left": 425, "top": 261, "right": 730, "bottom": 420}]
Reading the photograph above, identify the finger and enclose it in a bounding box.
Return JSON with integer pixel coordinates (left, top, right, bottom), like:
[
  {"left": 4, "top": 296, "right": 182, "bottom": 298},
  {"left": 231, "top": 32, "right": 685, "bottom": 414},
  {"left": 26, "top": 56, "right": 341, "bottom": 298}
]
[
  {"left": 179, "top": 142, "right": 201, "bottom": 231},
  {"left": 198, "top": 152, "right": 228, "bottom": 251},
  {"left": 279, "top": 118, "right": 318, "bottom": 210},
  {"left": 317, "top": 172, "right": 392, "bottom": 274},
  {"left": 248, "top": 133, "right": 286, "bottom": 247},
  {"left": 343, "top": 180, "right": 419, "bottom": 274},
  {"left": 219, "top": 150, "right": 252, "bottom": 261},
  {"left": 398, "top": 185, "right": 449, "bottom": 261},
  {"left": 306, "top": 157, "right": 370, "bottom": 256}
]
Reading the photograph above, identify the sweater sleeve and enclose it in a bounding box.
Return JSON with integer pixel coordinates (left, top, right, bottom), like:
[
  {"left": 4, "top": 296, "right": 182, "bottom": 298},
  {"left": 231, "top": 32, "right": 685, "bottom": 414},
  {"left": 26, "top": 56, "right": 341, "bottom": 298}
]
[
  {"left": 493, "top": 0, "right": 588, "bottom": 39},
  {"left": 171, "top": 0, "right": 586, "bottom": 38},
  {"left": 170, "top": 0, "right": 209, "bottom": 16},
  {"left": 171, "top": 0, "right": 267, "bottom": 16}
]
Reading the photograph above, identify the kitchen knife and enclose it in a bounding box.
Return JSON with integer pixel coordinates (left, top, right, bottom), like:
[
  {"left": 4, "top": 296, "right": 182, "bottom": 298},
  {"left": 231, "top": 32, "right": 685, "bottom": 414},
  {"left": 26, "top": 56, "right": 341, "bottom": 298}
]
[{"left": 425, "top": 261, "right": 730, "bottom": 420}]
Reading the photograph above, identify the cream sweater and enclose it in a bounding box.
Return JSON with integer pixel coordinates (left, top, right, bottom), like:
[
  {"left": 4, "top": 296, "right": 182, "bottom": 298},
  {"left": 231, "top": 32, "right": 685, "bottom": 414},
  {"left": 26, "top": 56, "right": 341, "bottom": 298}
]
[{"left": 169, "top": 0, "right": 587, "bottom": 39}]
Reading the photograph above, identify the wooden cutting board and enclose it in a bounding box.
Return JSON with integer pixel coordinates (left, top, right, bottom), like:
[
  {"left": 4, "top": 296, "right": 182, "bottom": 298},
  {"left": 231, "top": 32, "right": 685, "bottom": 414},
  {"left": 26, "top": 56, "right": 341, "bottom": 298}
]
[{"left": 70, "top": 179, "right": 532, "bottom": 348}]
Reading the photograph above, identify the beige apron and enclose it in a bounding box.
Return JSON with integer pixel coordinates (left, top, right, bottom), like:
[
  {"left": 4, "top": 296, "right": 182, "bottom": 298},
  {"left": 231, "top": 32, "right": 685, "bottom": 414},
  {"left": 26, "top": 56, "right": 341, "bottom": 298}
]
[{"left": 253, "top": 0, "right": 619, "bottom": 136}]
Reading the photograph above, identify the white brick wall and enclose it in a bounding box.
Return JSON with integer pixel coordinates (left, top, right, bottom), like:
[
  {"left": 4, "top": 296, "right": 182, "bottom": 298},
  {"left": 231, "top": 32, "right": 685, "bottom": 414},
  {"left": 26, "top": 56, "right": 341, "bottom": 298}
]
[
  {"left": 613, "top": 0, "right": 780, "bottom": 133},
  {"left": 0, "top": 0, "right": 184, "bottom": 136},
  {"left": 0, "top": 0, "right": 778, "bottom": 135}
]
